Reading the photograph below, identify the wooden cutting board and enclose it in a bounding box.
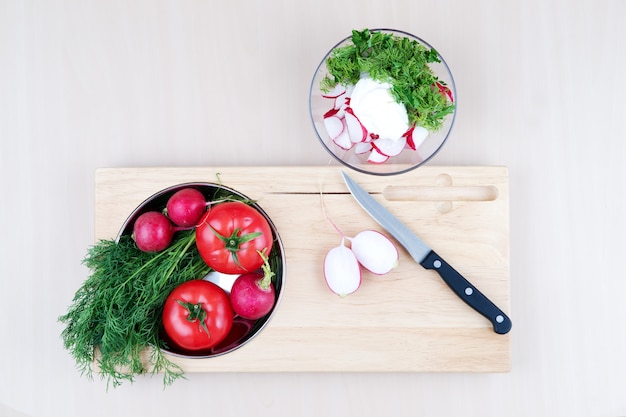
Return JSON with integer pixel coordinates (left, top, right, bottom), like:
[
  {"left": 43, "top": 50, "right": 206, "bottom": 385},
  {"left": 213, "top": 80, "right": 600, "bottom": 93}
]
[{"left": 94, "top": 166, "right": 511, "bottom": 372}]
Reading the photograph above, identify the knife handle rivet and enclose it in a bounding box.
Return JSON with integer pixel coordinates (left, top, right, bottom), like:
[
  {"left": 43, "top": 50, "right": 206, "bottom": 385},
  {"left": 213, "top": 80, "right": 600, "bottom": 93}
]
[
  {"left": 433, "top": 260, "right": 442, "bottom": 268},
  {"left": 496, "top": 315, "right": 504, "bottom": 323},
  {"left": 465, "top": 287, "right": 473, "bottom": 296}
]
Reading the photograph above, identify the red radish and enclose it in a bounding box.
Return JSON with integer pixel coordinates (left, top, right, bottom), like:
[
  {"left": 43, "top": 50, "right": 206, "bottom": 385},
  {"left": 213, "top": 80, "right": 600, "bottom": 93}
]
[
  {"left": 229, "top": 250, "right": 276, "bottom": 320},
  {"left": 323, "top": 239, "right": 361, "bottom": 297},
  {"left": 132, "top": 211, "right": 174, "bottom": 252},
  {"left": 320, "top": 187, "right": 398, "bottom": 296},
  {"left": 367, "top": 147, "right": 389, "bottom": 163},
  {"left": 345, "top": 107, "right": 368, "bottom": 143},
  {"left": 333, "top": 127, "right": 353, "bottom": 150},
  {"left": 404, "top": 125, "right": 429, "bottom": 151},
  {"left": 333, "top": 96, "right": 349, "bottom": 118},
  {"left": 435, "top": 81, "right": 454, "bottom": 102},
  {"left": 165, "top": 188, "right": 207, "bottom": 227},
  {"left": 323, "top": 107, "right": 340, "bottom": 119},
  {"left": 371, "top": 137, "right": 407, "bottom": 157},
  {"left": 348, "top": 230, "right": 399, "bottom": 275}
]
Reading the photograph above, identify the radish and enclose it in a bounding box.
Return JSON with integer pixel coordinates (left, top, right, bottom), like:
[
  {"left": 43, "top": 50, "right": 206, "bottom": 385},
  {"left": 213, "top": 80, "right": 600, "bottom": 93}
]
[
  {"left": 348, "top": 230, "right": 399, "bottom": 275},
  {"left": 344, "top": 107, "right": 368, "bottom": 143},
  {"left": 132, "top": 211, "right": 174, "bottom": 252},
  {"left": 322, "top": 84, "right": 346, "bottom": 99},
  {"left": 165, "top": 188, "right": 207, "bottom": 227},
  {"left": 319, "top": 76, "right": 435, "bottom": 164},
  {"left": 320, "top": 188, "right": 398, "bottom": 296},
  {"left": 354, "top": 141, "right": 372, "bottom": 155},
  {"left": 323, "top": 114, "right": 344, "bottom": 141},
  {"left": 371, "top": 136, "right": 407, "bottom": 157},
  {"left": 366, "top": 147, "right": 389, "bottom": 163},
  {"left": 404, "top": 125, "right": 429, "bottom": 151},
  {"left": 324, "top": 239, "right": 361, "bottom": 296},
  {"left": 229, "top": 250, "right": 276, "bottom": 320},
  {"left": 333, "top": 126, "right": 353, "bottom": 150}
]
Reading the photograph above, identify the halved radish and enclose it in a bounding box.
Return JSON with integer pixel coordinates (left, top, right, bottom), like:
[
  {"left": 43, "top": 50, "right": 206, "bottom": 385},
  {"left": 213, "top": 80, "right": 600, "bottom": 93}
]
[
  {"left": 371, "top": 137, "right": 407, "bottom": 157},
  {"left": 323, "top": 239, "right": 361, "bottom": 297},
  {"left": 348, "top": 230, "right": 399, "bottom": 275},
  {"left": 345, "top": 107, "right": 368, "bottom": 143}
]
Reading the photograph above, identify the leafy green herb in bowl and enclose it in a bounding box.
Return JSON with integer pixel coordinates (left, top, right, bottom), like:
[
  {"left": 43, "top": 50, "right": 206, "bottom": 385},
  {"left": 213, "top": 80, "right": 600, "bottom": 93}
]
[{"left": 309, "top": 28, "right": 457, "bottom": 175}]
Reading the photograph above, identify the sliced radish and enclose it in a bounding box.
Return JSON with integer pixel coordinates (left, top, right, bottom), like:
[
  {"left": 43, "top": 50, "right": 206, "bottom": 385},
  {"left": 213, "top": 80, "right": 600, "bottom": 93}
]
[
  {"left": 345, "top": 107, "right": 368, "bottom": 143},
  {"left": 334, "top": 96, "right": 349, "bottom": 118},
  {"left": 323, "top": 107, "right": 340, "bottom": 119},
  {"left": 322, "top": 84, "right": 347, "bottom": 99},
  {"left": 323, "top": 239, "right": 361, "bottom": 297},
  {"left": 404, "top": 125, "right": 429, "bottom": 150},
  {"left": 354, "top": 141, "right": 372, "bottom": 155},
  {"left": 332, "top": 127, "right": 353, "bottom": 150},
  {"left": 371, "top": 137, "right": 407, "bottom": 157},
  {"left": 323, "top": 115, "right": 344, "bottom": 140},
  {"left": 348, "top": 230, "right": 399, "bottom": 275},
  {"left": 367, "top": 147, "right": 390, "bottom": 164}
]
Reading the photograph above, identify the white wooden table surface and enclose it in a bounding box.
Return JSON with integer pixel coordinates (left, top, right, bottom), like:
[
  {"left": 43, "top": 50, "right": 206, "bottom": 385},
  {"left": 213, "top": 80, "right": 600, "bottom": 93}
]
[{"left": 1, "top": 1, "right": 625, "bottom": 416}]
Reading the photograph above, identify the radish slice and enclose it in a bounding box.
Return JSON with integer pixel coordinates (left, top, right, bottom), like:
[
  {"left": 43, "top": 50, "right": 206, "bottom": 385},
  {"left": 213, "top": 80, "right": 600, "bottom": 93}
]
[
  {"left": 334, "top": 96, "right": 349, "bottom": 118},
  {"left": 371, "top": 137, "right": 407, "bottom": 157},
  {"left": 367, "top": 147, "right": 389, "bottom": 163},
  {"left": 324, "top": 239, "right": 361, "bottom": 297},
  {"left": 345, "top": 107, "right": 368, "bottom": 143},
  {"left": 348, "top": 230, "right": 399, "bottom": 275},
  {"left": 322, "top": 84, "right": 347, "bottom": 99},
  {"left": 404, "top": 125, "right": 429, "bottom": 150},
  {"left": 354, "top": 141, "right": 372, "bottom": 155},
  {"left": 323, "top": 115, "right": 344, "bottom": 140},
  {"left": 332, "top": 127, "right": 353, "bottom": 150}
]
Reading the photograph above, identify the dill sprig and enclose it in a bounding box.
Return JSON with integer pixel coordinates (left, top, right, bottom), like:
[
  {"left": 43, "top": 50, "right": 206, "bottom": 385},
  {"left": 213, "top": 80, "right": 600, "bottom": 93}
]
[
  {"left": 59, "top": 230, "right": 211, "bottom": 388},
  {"left": 321, "top": 28, "right": 455, "bottom": 131}
]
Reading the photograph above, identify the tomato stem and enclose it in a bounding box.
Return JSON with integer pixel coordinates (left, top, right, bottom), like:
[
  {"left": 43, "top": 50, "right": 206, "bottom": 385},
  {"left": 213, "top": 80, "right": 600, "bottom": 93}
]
[
  {"left": 176, "top": 300, "right": 211, "bottom": 338},
  {"left": 209, "top": 226, "right": 262, "bottom": 270}
]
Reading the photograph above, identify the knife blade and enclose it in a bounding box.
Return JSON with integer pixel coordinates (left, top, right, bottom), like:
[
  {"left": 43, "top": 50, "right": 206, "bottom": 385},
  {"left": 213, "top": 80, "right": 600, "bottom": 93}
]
[{"left": 341, "top": 171, "right": 512, "bottom": 334}]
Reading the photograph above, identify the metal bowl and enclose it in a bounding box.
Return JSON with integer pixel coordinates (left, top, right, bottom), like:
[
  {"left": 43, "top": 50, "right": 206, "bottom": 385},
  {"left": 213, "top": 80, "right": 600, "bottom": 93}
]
[
  {"left": 116, "top": 182, "right": 285, "bottom": 358},
  {"left": 309, "top": 28, "right": 457, "bottom": 176}
]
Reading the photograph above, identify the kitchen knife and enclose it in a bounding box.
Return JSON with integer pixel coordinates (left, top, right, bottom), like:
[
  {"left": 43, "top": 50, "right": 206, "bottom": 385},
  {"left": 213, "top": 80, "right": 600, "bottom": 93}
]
[{"left": 341, "top": 171, "right": 512, "bottom": 334}]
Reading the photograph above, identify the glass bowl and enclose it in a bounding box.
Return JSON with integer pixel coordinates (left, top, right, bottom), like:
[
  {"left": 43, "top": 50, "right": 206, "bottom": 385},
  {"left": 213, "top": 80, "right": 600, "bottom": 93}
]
[
  {"left": 116, "top": 182, "right": 285, "bottom": 358},
  {"left": 309, "top": 28, "right": 457, "bottom": 176}
]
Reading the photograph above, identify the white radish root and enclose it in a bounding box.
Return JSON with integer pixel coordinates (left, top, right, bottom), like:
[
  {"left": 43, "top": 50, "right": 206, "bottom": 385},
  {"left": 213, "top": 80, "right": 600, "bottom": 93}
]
[
  {"left": 323, "top": 240, "right": 362, "bottom": 297},
  {"left": 348, "top": 230, "right": 399, "bottom": 275}
]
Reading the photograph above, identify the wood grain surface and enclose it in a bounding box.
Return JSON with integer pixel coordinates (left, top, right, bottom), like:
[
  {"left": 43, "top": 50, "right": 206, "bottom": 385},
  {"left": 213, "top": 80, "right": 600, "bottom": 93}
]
[{"left": 95, "top": 165, "right": 511, "bottom": 372}]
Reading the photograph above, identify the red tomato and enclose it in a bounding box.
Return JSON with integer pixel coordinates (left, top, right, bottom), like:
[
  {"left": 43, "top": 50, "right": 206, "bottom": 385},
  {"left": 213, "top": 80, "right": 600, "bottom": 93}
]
[
  {"left": 195, "top": 201, "right": 274, "bottom": 274},
  {"left": 162, "top": 280, "right": 234, "bottom": 352}
]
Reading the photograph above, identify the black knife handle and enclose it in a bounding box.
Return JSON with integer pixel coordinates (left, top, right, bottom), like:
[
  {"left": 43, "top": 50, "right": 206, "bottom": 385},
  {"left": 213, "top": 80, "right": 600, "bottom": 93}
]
[{"left": 420, "top": 250, "right": 512, "bottom": 334}]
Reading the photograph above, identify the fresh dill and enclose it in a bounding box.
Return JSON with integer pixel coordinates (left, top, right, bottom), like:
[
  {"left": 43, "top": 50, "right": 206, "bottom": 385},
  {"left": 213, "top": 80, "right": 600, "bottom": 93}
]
[
  {"left": 59, "top": 230, "right": 211, "bottom": 388},
  {"left": 321, "top": 28, "right": 455, "bottom": 131}
]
